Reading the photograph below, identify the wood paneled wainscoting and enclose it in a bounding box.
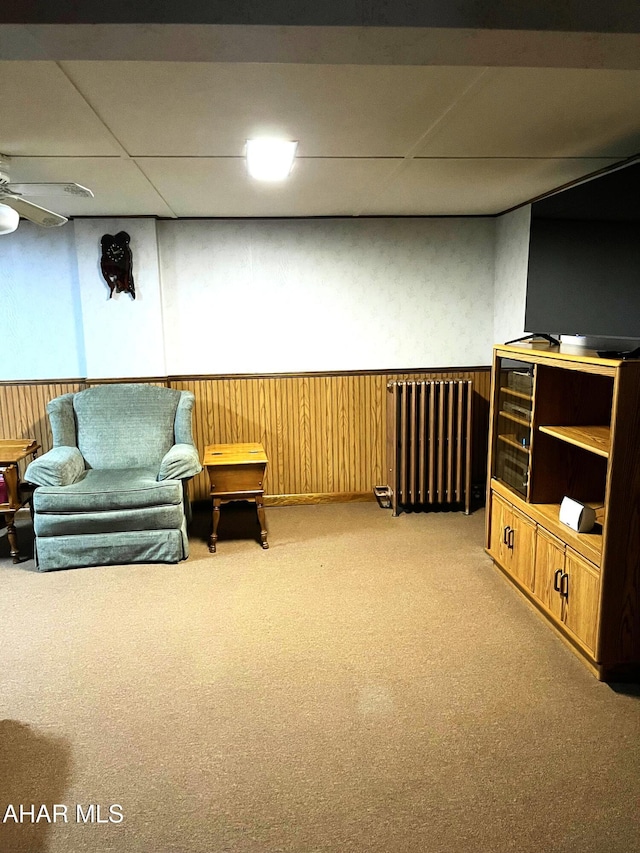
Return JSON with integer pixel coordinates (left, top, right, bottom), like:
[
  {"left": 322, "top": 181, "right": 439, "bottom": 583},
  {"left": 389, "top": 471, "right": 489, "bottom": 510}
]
[
  {"left": 0, "top": 381, "right": 85, "bottom": 486},
  {"left": 0, "top": 368, "right": 490, "bottom": 505}
]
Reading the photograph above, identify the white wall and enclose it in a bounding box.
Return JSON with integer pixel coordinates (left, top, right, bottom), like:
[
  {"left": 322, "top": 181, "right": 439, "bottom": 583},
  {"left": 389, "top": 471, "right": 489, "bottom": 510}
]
[
  {"left": 493, "top": 205, "right": 531, "bottom": 345},
  {"left": 0, "top": 222, "right": 85, "bottom": 380},
  {"left": 73, "top": 219, "right": 166, "bottom": 379},
  {"left": 1, "top": 215, "right": 503, "bottom": 380},
  {"left": 159, "top": 217, "right": 496, "bottom": 374}
]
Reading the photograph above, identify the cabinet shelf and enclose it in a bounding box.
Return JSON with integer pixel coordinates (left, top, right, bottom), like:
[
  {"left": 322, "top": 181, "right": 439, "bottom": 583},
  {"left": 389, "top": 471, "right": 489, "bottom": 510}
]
[
  {"left": 532, "top": 500, "right": 603, "bottom": 567},
  {"left": 499, "top": 410, "right": 531, "bottom": 428},
  {"left": 497, "top": 434, "right": 530, "bottom": 453},
  {"left": 538, "top": 425, "right": 610, "bottom": 458},
  {"left": 500, "top": 386, "right": 532, "bottom": 402}
]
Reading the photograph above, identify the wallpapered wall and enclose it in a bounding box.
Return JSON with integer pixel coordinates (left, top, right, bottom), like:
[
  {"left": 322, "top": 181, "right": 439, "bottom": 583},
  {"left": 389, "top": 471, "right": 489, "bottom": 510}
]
[
  {"left": 493, "top": 205, "right": 531, "bottom": 345},
  {"left": 0, "top": 212, "right": 529, "bottom": 381},
  {"left": 73, "top": 219, "right": 167, "bottom": 378},
  {"left": 0, "top": 223, "right": 85, "bottom": 379},
  {"left": 159, "top": 218, "right": 495, "bottom": 374}
]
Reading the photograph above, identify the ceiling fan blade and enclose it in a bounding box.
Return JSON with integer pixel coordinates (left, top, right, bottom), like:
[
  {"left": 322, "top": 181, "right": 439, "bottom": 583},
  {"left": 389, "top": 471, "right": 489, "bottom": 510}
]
[
  {"left": 3, "top": 197, "right": 68, "bottom": 227},
  {"left": 2, "top": 182, "right": 94, "bottom": 198}
]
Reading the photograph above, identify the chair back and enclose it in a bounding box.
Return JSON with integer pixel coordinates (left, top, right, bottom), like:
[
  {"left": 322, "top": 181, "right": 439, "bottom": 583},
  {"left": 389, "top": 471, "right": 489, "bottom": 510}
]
[{"left": 59, "top": 384, "right": 183, "bottom": 470}]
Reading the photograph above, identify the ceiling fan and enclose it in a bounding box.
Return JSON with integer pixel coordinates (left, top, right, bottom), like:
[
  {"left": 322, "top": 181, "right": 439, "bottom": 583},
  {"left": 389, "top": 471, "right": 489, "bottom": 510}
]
[{"left": 0, "top": 153, "right": 94, "bottom": 230}]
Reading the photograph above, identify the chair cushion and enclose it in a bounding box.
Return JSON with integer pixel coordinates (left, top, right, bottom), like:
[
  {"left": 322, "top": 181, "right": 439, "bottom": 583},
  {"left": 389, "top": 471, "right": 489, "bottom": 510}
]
[
  {"left": 33, "top": 468, "right": 182, "bottom": 514},
  {"left": 34, "top": 504, "right": 184, "bottom": 537}
]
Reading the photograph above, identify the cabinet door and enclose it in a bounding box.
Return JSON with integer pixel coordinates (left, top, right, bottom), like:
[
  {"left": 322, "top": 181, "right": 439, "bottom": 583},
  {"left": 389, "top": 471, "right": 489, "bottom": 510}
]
[
  {"left": 562, "top": 550, "right": 601, "bottom": 654},
  {"left": 533, "top": 528, "right": 565, "bottom": 621},
  {"left": 509, "top": 507, "right": 536, "bottom": 591},
  {"left": 489, "top": 493, "right": 512, "bottom": 569},
  {"left": 492, "top": 360, "right": 534, "bottom": 499}
]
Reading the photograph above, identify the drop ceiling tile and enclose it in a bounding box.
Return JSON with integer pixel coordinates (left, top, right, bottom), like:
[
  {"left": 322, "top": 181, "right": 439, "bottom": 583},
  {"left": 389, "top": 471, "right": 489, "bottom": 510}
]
[
  {"left": 60, "top": 62, "right": 484, "bottom": 157},
  {"left": 0, "top": 62, "right": 121, "bottom": 156},
  {"left": 136, "top": 156, "right": 401, "bottom": 216},
  {"left": 416, "top": 68, "right": 640, "bottom": 159},
  {"left": 359, "top": 158, "right": 621, "bottom": 216},
  {"left": 6, "top": 157, "right": 175, "bottom": 216}
]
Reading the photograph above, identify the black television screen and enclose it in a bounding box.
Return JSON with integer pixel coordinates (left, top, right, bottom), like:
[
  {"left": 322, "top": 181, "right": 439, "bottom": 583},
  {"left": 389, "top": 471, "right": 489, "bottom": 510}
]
[
  {"left": 524, "top": 159, "right": 640, "bottom": 342},
  {"left": 525, "top": 218, "right": 640, "bottom": 339}
]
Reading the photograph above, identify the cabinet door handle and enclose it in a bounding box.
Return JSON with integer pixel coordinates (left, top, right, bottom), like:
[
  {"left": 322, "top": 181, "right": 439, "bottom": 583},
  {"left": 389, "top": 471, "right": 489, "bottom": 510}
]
[
  {"left": 503, "top": 525, "right": 511, "bottom": 545},
  {"left": 560, "top": 572, "right": 569, "bottom": 598},
  {"left": 508, "top": 528, "right": 515, "bottom": 550},
  {"left": 553, "top": 568, "right": 563, "bottom": 592}
]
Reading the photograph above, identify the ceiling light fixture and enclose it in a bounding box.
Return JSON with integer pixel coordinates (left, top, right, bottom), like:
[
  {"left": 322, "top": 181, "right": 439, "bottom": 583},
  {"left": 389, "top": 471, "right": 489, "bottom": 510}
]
[
  {"left": 0, "top": 203, "right": 19, "bottom": 235},
  {"left": 246, "top": 138, "right": 298, "bottom": 182}
]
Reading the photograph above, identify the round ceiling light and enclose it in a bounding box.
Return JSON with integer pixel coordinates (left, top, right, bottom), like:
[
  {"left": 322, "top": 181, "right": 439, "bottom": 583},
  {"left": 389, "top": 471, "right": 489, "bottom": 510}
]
[{"left": 0, "top": 203, "right": 19, "bottom": 235}]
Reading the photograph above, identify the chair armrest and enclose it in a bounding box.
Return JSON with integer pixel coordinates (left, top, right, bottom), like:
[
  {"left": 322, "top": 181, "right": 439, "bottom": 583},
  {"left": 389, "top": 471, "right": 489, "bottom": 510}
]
[
  {"left": 24, "top": 447, "right": 85, "bottom": 487},
  {"left": 158, "top": 444, "right": 202, "bottom": 481}
]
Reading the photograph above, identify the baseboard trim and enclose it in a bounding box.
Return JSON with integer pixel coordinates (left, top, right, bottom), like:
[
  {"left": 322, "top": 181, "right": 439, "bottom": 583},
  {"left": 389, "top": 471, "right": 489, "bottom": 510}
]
[
  {"left": 1, "top": 367, "right": 491, "bottom": 385},
  {"left": 265, "top": 491, "right": 376, "bottom": 506}
]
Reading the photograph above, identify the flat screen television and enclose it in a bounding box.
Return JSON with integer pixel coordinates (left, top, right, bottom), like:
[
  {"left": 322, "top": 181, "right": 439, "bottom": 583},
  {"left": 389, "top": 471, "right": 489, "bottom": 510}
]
[{"left": 524, "top": 157, "right": 640, "bottom": 346}]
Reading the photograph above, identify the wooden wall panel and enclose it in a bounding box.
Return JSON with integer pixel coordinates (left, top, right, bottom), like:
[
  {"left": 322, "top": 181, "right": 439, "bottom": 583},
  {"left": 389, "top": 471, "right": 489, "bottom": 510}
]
[
  {"left": 1, "top": 368, "right": 491, "bottom": 505},
  {"left": 0, "top": 382, "right": 84, "bottom": 448},
  {"left": 0, "top": 381, "right": 85, "bottom": 479},
  {"left": 174, "top": 368, "right": 491, "bottom": 503}
]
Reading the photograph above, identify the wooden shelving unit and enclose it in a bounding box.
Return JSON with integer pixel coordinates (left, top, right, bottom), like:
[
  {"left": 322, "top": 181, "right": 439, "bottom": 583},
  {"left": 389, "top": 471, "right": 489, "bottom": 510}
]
[{"left": 486, "top": 342, "right": 640, "bottom": 681}]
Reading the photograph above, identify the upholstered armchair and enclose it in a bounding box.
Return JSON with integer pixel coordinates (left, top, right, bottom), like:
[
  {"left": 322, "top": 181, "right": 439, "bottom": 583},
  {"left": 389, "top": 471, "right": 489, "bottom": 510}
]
[{"left": 25, "top": 384, "right": 202, "bottom": 571}]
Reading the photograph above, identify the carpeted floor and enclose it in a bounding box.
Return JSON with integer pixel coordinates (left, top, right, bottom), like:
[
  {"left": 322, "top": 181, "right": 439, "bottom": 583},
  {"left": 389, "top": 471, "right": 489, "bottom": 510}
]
[{"left": 1, "top": 502, "right": 639, "bottom": 853}]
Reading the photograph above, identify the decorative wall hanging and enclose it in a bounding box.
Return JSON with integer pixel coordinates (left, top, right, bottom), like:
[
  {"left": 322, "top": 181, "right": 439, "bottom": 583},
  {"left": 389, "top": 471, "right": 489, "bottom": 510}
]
[{"left": 100, "top": 231, "right": 135, "bottom": 299}]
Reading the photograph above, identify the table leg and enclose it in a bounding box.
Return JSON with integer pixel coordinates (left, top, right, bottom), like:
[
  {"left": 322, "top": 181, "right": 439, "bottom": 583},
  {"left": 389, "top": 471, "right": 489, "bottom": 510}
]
[
  {"left": 256, "top": 496, "right": 269, "bottom": 549},
  {"left": 209, "top": 498, "right": 221, "bottom": 553},
  {"left": 4, "top": 511, "right": 20, "bottom": 563}
]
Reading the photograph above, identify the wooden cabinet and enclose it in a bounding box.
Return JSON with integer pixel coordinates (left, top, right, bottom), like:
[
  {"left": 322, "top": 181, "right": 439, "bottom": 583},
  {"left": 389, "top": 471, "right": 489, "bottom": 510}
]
[
  {"left": 562, "top": 550, "right": 600, "bottom": 655},
  {"left": 486, "top": 342, "right": 640, "bottom": 680},
  {"left": 489, "top": 493, "right": 536, "bottom": 592},
  {"left": 532, "top": 527, "right": 565, "bottom": 621},
  {"left": 533, "top": 528, "right": 600, "bottom": 653}
]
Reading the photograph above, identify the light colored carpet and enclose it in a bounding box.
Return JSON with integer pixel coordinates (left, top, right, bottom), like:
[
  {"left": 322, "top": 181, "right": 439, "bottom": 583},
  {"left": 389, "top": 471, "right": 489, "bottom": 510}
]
[{"left": 1, "top": 503, "right": 639, "bottom": 853}]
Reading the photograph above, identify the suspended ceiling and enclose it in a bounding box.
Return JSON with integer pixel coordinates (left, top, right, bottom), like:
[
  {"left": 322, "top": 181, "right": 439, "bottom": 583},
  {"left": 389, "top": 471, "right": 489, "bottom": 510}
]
[{"left": 1, "top": 20, "right": 640, "bottom": 219}]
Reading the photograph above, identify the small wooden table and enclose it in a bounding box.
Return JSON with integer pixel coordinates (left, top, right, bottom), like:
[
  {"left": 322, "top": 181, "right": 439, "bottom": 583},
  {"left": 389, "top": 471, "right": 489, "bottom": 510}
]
[
  {"left": 1, "top": 439, "right": 40, "bottom": 563},
  {"left": 203, "top": 442, "right": 269, "bottom": 553}
]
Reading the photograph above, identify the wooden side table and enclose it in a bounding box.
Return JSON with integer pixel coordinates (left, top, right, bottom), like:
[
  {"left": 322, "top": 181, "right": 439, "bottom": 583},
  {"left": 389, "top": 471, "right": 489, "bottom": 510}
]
[
  {"left": 1, "top": 439, "right": 40, "bottom": 563},
  {"left": 203, "top": 442, "right": 269, "bottom": 553}
]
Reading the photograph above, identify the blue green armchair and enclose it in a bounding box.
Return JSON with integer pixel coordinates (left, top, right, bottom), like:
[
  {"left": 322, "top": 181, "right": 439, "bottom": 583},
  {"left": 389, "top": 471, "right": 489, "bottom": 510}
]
[{"left": 25, "top": 384, "right": 202, "bottom": 571}]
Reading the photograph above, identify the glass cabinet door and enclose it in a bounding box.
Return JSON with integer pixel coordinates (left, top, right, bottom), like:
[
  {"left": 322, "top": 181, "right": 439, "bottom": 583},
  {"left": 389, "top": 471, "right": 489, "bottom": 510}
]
[{"left": 493, "top": 360, "right": 534, "bottom": 498}]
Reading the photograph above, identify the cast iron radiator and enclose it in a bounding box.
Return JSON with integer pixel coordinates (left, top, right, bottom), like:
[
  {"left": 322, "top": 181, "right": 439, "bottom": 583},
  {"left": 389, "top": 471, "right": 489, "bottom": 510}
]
[{"left": 378, "top": 380, "right": 473, "bottom": 516}]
